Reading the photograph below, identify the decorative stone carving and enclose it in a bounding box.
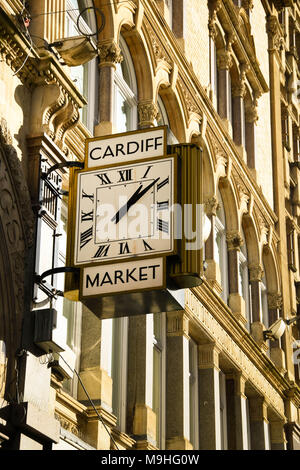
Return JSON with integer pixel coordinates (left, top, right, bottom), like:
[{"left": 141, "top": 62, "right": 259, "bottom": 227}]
[
  {"left": 144, "top": 19, "right": 172, "bottom": 68},
  {"left": 266, "top": 15, "right": 284, "bottom": 52},
  {"left": 226, "top": 231, "right": 244, "bottom": 250},
  {"left": 242, "top": 0, "right": 254, "bottom": 11},
  {"left": 248, "top": 264, "right": 264, "bottom": 282},
  {"left": 138, "top": 100, "right": 159, "bottom": 127},
  {"left": 98, "top": 39, "right": 123, "bottom": 67},
  {"left": 198, "top": 343, "right": 220, "bottom": 369},
  {"left": 217, "top": 49, "right": 233, "bottom": 70},
  {"left": 204, "top": 196, "right": 219, "bottom": 217},
  {"left": 166, "top": 311, "right": 189, "bottom": 338},
  {"left": 177, "top": 78, "right": 202, "bottom": 125},
  {"left": 0, "top": 119, "right": 34, "bottom": 248},
  {"left": 267, "top": 293, "right": 283, "bottom": 310}
]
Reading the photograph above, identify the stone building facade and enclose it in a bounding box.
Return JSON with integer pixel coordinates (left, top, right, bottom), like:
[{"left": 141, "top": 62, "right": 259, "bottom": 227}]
[{"left": 0, "top": 0, "right": 299, "bottom": 450}]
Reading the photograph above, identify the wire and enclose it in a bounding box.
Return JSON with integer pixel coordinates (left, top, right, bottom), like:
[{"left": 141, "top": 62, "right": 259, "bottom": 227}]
[
  {"left": 13, "top": 17, "right": 34, "bottom": 76},
  {"left": 56, "top": 352, "right": 120, "bottom": 451},
  {"left": 29, "top": 1, "right": 132, "bottom": 19}
]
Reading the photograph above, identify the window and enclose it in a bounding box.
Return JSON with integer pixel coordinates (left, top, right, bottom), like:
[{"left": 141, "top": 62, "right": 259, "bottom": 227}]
[
  {"left": 65, "top": 0, "right": 98, "bottom": 131},
  {"left": 56, "top": 202, "right": 82, "bottom": 397},
  {"left": 114, "top": 36, "right": 138, "bottom": 132},
  {"left": 215, "top": 191, "right": 229, "bottom": 303},
  {"left": 189, "top": 339, "right": 199, "bottom": 449},
  {"left": 260, "top": 272, "right": 269, "bottom": 329}
]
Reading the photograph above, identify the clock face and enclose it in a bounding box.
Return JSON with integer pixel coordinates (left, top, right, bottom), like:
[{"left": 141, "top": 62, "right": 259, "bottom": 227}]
[{"left": 73, "top": 157, "right": 176, "bottom": 265}]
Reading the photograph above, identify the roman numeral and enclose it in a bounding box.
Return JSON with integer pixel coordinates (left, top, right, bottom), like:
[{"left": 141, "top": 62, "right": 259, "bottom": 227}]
[
  {"left": 80, "top": 226, "right": 93, "bottom": 249},
  {"left": 82, "top": 190, "right": 94, "bottom": 202},
  {"left": 157, "top": 177, "right": 169, "bottom": 191},
  {"left": 119, "top": 242, "right": 130, "bottom": 255},
  {"left": 118, "top": 169, "right": 132, "bottom": 182},
  {"left": 93, "top": 244, "right": 110, "bottom": 258},
  {"left": 157, "top": 218, "right": 169, "bottom": 233},
  {"left": 81, "top": 210, "right": 94, "bottom": 222},
  {"left": 142, "top": 166, "right": 152, "bottom": 179},
  {"left": 157, "top": 200, "right": 169, "bottom": 211},
  {"left": 143, "top": 240, "right": 154, "bottom": 251},
  {"left": 97, "top": 173, "right": 112, "bottom": 185}
]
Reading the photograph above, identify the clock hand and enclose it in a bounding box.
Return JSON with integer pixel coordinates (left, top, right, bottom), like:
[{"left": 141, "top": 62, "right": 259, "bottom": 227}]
[{"left": 111, "top": 177, "right": 160, "bottom": 224}]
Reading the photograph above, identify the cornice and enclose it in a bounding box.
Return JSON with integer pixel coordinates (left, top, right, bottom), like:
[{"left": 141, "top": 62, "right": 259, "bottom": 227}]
[{"left": 0, "top": 9, "right": 86, "bottom": 108}]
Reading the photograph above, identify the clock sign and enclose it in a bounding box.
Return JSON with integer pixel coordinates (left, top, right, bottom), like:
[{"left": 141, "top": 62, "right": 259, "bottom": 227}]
[{"left": 73, "top": 156, "right": 177, "bottom": 266}]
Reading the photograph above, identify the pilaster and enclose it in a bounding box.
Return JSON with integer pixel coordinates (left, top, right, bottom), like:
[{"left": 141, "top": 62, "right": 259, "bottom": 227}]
[
  {"left": 198, "top": 343, "right": 221, "bottom": 450},
  {"left": 166, "top": 311, "right": 192, "bottom": 450}
]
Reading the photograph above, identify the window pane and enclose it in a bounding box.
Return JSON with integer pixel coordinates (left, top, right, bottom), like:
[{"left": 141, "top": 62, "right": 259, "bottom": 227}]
[{"left": 115, "top": 90, "right": 130, "bottom": 132}]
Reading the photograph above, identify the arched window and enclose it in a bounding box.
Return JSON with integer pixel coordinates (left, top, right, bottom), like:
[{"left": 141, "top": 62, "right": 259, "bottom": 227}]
[
  {"left": 65, "top": 0, "right": 98, "bottom": 131},
  {"left": 114, "top": 36, "right": 138, "bottom": 132},
  {"left": 215, "top": 191, "right": 229, "bottom": 303}
]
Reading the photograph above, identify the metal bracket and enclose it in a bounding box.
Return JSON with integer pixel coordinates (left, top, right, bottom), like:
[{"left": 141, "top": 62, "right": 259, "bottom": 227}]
[
  {"left": 42, "top": 161, "right": 84, "bottom": 179},
  {"left": 34, "top": 267, "right": 80, "bottom": 298},
  {"left": 41, "top": 161, "right": 84, "bottom": 197}
]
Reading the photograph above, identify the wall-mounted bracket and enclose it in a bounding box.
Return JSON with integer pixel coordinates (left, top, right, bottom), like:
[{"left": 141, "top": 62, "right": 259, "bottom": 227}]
[{"left": 34, "top": 267, "right": 80, "bottom": 298}]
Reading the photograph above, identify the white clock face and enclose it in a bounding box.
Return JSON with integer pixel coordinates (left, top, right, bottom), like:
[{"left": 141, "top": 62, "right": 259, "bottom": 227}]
[{"left": 74, "top": 157, "right": 175, "bottom": 265}]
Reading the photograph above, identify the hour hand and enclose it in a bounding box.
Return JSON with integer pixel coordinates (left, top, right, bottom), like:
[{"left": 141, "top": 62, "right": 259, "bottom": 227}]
[{"left": 111, "top": 177, "right": 160, "bottom": 224}]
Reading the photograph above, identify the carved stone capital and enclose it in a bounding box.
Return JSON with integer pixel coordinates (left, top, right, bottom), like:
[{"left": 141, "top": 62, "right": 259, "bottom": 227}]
[
  {"left": 267, "top": 293, "right": 283, "bottom": 310},
  {"left": 138, "top": 100, "right": 159, "bottom": 128},
  {"left": 242, "top": 0, "right": 254, "bottom": 10},
  {"left": 98, "top": 39, "right": 123, "bottom": 67},
  {"left": 217, "top": 49, "right": 232, "bottom": 70},
  {"left": 167, "top": 311, "right": 189, "bottom": 338},
  {"left": 232, "top": 82, "right": 247, "bottom": 98},
  {"left": 226, "top": 231, "right": 244, "bottom": 250},
  {"left": 198, "top": 343, "right": 220, "bottom": 370},
  {"left": 204, "top": 196, "right": 219, "bottom": 217},
  {"left": 248, "top": 264, "right": 264, "bottom": 282},
  {"left": 245, "top": 102, "right": 259, "bottom": 123}
]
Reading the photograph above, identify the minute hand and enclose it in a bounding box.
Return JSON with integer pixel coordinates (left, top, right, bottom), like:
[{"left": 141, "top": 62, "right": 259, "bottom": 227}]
[{"left": 111, "top": 177, "right": 160, "bottom": 224}]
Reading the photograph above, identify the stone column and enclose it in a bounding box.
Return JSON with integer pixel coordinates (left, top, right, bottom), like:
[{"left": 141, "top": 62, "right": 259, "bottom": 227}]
[
  {"left": 127, "top": 315, "right": 156, "bottom": 449},
  {"left": 231, "top": 80, "right": 246, "bottom": 148},
  {"left": 198, "top": 343, "right": 221, "bottom": 450},
  {"left": 166, "top": 311, "right": 192, "bottom": 450},
  {"left": 269, "top": 418, "right": 287, "bottom": 450},
  {"left": 249, "top": 264, "right": 265, "bottom": 346},
  {"left": 267, "top": 293, "right": 286, "bottom": 373},
  {"left": 138, "top": 100, "right": 159, "bottom": 129},
  {"left": 204, "top": 197, "right": 222, "bottom": 292},
  {"left": 248, "top": 397, "right": 270, "bottom": 449},
  {"left": 95, "top": 39, "right": 123, "bottom": 136},
  {"left": 226, "top": 231, "right": 247, "bottom": 324},
  {"left": 226, "top": 373, "right": 249, "bottom": 449},
  {"left": 216, "top": 49, "right": 232, "bottom": 122}
]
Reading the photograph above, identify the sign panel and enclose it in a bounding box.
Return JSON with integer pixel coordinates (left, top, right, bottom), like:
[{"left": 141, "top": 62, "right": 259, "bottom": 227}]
[
  {"left": 81, "top": 257, "right": 165, "bottom": 298},
  {"left": 86, "top": 126, "right": 166, "bottom": 168}
]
